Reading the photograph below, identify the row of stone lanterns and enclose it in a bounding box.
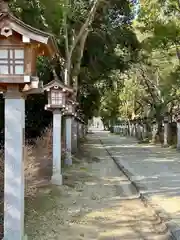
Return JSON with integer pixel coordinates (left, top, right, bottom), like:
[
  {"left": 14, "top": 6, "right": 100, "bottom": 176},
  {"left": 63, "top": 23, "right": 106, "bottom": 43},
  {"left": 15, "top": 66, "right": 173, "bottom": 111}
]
[
  {"left": 0, "top": 0, "right": 58, "bottom": 238},
  {"left": 0, "top": 1, "right": 86, "bottom": 239},
  {"left": 114, "top": 114, "right": 180, "bottom": 149}
]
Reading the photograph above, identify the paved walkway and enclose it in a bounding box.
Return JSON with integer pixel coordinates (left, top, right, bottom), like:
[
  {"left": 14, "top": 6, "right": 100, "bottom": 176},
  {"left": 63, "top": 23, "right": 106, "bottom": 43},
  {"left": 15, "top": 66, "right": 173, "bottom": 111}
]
[
  {"left": 99, "top": 131, "right": 180, "bottom": 239},
  {"left": 25, "top": 132, "right": 170, "bottom": 239}
]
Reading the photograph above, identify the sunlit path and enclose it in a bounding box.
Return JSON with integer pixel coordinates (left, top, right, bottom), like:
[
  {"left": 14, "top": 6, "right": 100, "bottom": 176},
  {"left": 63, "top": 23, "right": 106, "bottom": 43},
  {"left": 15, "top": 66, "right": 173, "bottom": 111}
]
[
  {"left": 99, "top": 131, "right": 180, "bottom": 239},
  {"left": 25, "top": 132, "right": 170, "bottom": 240}
]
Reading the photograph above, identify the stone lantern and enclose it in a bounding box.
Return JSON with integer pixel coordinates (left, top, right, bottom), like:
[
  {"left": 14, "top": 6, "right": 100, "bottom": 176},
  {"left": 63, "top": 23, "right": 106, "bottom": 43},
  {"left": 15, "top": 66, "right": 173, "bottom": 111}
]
[
  {"left": 0, "top": 1, "right": 59, "bottom": 239},
  {"left": 44, "top": 79, "right": 73, "bottom": 186}
]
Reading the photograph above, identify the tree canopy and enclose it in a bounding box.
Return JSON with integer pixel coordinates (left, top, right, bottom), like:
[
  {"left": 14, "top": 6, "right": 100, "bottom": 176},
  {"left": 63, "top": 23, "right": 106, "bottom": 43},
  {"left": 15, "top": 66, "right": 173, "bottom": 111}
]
[
  {"left": 0, "top": 0, "right": 140, "bottom": 137},
  {"left": 98, "top": 0, "right": 180, "bottom": 129}
]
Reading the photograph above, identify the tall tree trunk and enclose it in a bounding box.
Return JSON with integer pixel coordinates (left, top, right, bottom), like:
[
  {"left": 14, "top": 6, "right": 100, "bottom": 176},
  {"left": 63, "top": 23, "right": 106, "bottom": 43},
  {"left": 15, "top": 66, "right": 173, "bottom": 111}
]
[
  {"left": 72, "top": 30, "right": 89, "bottom": 94},
  {"left": 63, "top": 0, "right": 100, "bottom": 86}
]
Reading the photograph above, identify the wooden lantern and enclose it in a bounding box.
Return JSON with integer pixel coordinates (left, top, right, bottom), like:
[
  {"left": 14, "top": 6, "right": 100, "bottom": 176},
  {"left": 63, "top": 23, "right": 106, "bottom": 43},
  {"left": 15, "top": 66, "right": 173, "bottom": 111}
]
[
  {"left": 0, "top": 3, "right": 59, "bottom": 92},
  {"left": 65, "top": 102, "right": 74, "bottom": 115},
  {"left": 44, "top": 79, "right": 73, "bottom": 110},
  {"left": 64, "top": 95, "right": 78, "bottom": 116}
]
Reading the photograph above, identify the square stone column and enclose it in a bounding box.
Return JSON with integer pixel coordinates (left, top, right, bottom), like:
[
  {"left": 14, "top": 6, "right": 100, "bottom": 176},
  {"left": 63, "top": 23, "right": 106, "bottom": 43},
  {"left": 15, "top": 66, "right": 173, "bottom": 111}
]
[
  {"left": 65, "top": 116, "right": 72, "bottom": 165},
  {"left": 4, "top": 87, "right": 27, "bottom": 240},
  {"left": 51, "top": 110, "right": 63, "bottom": 185},
  {"left": 72, "top": 118, "right": 78, "bottom": 153},
  {"left": 163, "top": 123, "right": 169, "bottom": 147},
  {"left": 177, "top": 121, "right": 180, "bottom": 150}
]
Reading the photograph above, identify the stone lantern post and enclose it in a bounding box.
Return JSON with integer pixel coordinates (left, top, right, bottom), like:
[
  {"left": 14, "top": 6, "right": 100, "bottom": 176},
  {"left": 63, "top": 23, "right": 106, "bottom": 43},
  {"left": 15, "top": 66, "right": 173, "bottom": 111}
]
[
  {"left": 64, "top": 99, "right": 75, "bottom": 165},
  {"left": 76, "top": 111, "right": 84, "bottom": 140},
  {"left": 71, "top": 101, "right": 79, "bottom": 153},
  {"left": 81, "top": 114, "right": 86, "bottom": 137},
  {"left": 152, "top": 118, "right": 158, "bottom": 143},
  {"left": 0, "top": 1, "right": 59, "bottom": 239},
  {"left": 176, "top": 113, "right": 180, "bottom": 150},
  {"left": 75, "top": 115, "right": 81, "bottom": 143},
  {"left": 44, "top": 79, "right": 73, "bottom": 185},
  {"left": 163, "top": 113, "right": 169, "bottom": 147},
  {"left": 136, "top": 118, "right": 142, "bottom": 140},
  {"left": 143, "top": 117, "right": 148, "bottom": 139},
  {"left": 129, "top": 119, "right": 133, "bottom": 136}
]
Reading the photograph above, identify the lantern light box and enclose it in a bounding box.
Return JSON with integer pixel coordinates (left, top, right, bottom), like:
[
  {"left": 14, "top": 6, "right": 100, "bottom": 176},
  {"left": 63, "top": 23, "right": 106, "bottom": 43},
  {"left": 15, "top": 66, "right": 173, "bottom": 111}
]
[
  {"left": 66, "top": 103, "right": 74, "bottom": 115},
  {"left": 44, "top": 79, "right": 73, "bottom": 110},
  {"left": 64, "top": 99, "right": 79, "bottom": 116}
]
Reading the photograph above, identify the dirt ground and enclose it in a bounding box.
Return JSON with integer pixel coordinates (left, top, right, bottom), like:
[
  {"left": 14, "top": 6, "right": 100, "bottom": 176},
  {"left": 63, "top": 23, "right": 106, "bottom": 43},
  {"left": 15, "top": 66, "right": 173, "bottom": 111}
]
[{"left": 25, "top": 134, "right": 171, "bottom": 240}]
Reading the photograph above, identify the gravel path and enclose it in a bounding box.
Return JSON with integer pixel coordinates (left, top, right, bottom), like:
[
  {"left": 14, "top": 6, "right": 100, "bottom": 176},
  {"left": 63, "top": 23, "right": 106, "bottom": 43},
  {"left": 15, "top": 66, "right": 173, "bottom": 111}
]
[{"left": 25, "top": 132, "right": 170, "bottom": 239}]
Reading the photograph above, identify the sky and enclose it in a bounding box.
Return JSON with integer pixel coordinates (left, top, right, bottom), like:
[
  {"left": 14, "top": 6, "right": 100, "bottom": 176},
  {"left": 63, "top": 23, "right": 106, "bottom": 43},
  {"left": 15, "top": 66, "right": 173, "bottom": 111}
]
[{"left": 132, "top": 0, "right": 140, "bottom": 19}]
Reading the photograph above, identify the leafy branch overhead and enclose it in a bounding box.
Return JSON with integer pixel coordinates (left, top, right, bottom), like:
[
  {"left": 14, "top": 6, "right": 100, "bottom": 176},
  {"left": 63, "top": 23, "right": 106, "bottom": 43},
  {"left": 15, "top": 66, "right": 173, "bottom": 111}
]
[{"left": 3, "top": 0, "right": 140, "bottom": 132}]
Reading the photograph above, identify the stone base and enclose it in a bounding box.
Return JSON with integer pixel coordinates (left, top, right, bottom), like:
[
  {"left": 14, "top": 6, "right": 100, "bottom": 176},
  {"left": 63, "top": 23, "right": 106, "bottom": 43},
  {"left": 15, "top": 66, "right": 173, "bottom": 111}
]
[
  {"left": 3, "top": 234, "right": 28, "bottom": 240},
  {"left": 65, "top": 156, "right": 72, "bottom": 165},
  {"left": 51, "top": 173, "right": 63, "bottom": 186},
  {"left": 177, "top": 146, "right": 180, "bottom": 151},
  {"left": 163, "top": 144, "right": 169, "bottom": 148}
]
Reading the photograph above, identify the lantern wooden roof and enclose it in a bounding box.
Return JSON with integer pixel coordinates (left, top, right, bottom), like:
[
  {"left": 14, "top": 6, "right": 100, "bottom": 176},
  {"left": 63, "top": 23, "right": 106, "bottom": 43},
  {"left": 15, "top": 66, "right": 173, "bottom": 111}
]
[
  {"left": 44, "top": 79, "right": 74, "bottom": 93},
  {"left": 0, "top": 1, "right": 59, "bottom": 57}
]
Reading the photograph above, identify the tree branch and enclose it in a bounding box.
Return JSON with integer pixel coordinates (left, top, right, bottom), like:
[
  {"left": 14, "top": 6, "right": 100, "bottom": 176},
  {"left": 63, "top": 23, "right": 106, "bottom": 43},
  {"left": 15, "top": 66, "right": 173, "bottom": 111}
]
[{"left": 69, "top": 0, "right": 100, "bottom": 58}]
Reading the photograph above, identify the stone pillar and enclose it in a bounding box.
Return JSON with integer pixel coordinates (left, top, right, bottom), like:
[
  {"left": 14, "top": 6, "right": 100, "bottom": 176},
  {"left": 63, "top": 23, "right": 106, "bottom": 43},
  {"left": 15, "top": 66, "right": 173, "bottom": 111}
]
[
  {"left": 113, "top": 125, "right": 115, "bottom": 133},
  {"left": 163, "top": 115, "right": 169, "bottom": 147},
  {"left": 72, "top": 118, "right": 78, "bottom": 153},
  {"left": 119, "top": 125, "right": 121, "bottom": 134},
  {"left": 51, "top": 110, "right": 62, "bottom": 185},
  {"left": 126, "top": 123, "right": 128, "bottom": 136},
  {"left": 164, "top": 123, "right": 168, "bottom": 146},
  {"left": 177, "top": 116, "right": 180, "bottom": 150},
  {"left": 4, "top": 87, "right": 27, "bottom": 240},
  {"left": 129, "top": 122, "right": 133, "bottom": 136},
  {"left": 121, "top": 124, "right": 123, "bottom": 135},
  {"left": 137, "top": 123, "right": 140, "bottom": 139},
  {"left": 65, "top": 116, "right": 72, "bottom": 165},
  {"left": 80, "top": 123, "right": 83, "bottom": 138},
  {"left": 82, "top": 124, "right": 85, "bottom": 137},
  {"left": 152, "top": 120, "right": 158, "bottom": 144},
  {"left": 78, "top": 122, "right": 81, "bottom": 139},
  {"left": 142, "top": 118, "right": 148, "bottom": 140},
  {"left": 76, "top": 120, "right": 80, "bottom": 147}
]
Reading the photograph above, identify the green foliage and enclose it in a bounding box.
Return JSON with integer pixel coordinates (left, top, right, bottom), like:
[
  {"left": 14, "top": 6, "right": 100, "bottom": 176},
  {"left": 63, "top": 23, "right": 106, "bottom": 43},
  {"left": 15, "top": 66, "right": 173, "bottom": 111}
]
[
  {"left": 110, "top": 0, "right": 180, "bottom": 126},
  {"left": 0, "top": 0, "right": 141, "bottom": 137}
]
